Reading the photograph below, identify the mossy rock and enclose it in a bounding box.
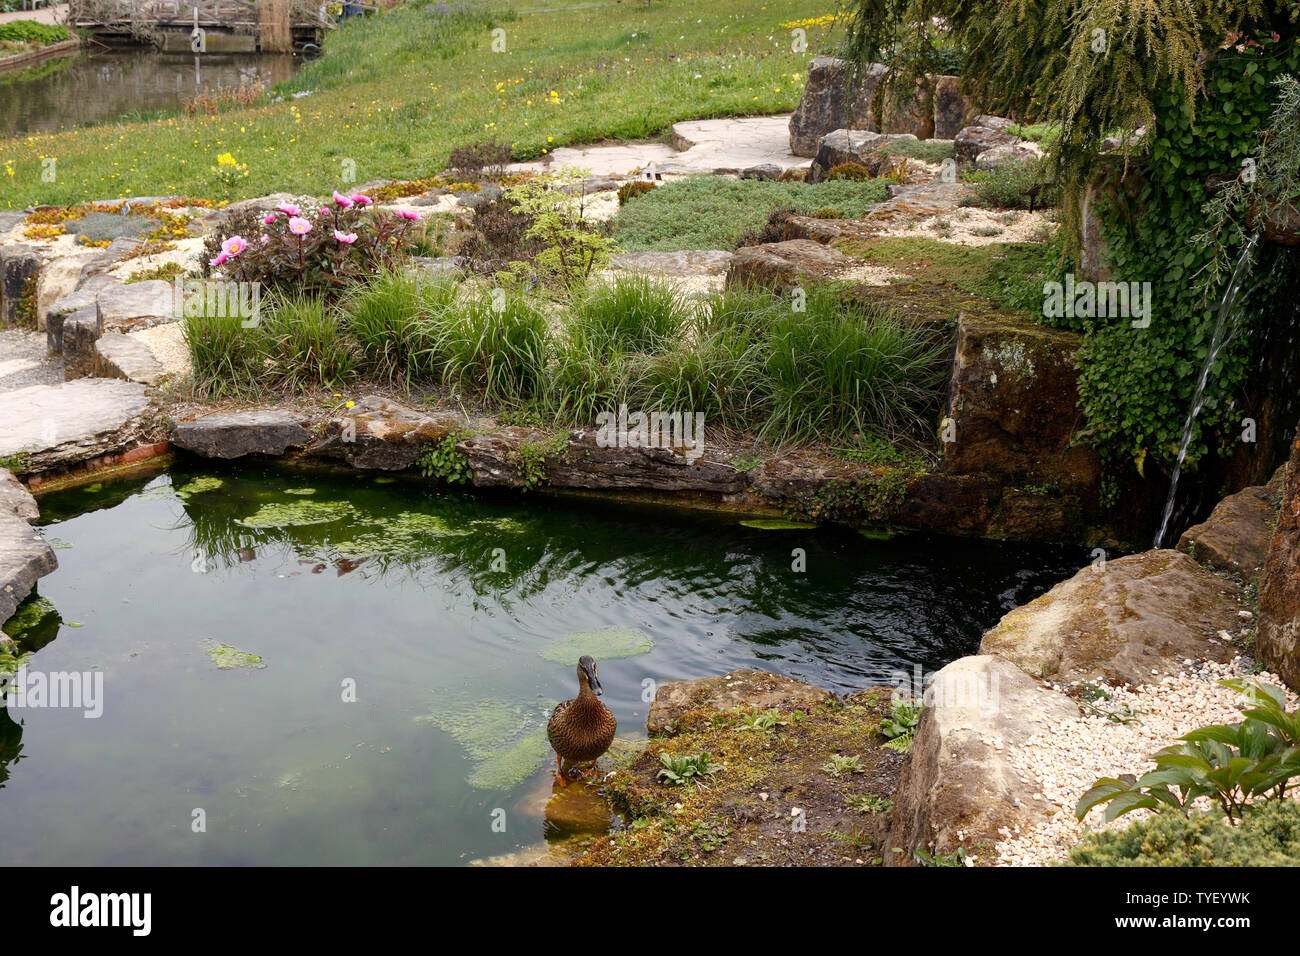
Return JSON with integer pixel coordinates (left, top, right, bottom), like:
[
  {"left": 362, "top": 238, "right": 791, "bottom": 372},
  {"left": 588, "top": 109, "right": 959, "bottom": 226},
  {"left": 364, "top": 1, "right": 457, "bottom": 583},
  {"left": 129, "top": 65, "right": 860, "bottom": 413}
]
[{"left": 539, "top": 626, "right": 654, "bottom": 664}]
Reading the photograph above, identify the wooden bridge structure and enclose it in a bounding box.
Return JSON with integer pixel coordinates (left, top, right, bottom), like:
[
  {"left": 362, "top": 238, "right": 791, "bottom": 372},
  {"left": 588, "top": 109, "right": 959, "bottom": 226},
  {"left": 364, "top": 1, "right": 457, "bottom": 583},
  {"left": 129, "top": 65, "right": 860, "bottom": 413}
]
[{"left": 68, "top": 0, "right": 333, "bottom": 53}]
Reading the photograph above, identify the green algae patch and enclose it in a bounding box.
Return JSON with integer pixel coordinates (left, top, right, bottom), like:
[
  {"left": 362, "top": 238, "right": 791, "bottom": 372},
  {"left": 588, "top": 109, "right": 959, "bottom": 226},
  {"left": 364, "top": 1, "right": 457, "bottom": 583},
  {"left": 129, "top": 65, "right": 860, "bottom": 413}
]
[
  {"left": 540, "top": 626, "right": 654, "bottom": 664},
  {"left": 416, "top": 693, "right": 556, "bottom": 790},
  {"left": 236, "top": 500, "right": 356, "bottom": 529},
  {"left": 473, "top": 516, "right": 530, "bottom": 534},
  {"left": 466, "top": 730, "right": 553, "bottom": 790},
  {"left": 204, "top": 639, "right": 266, "bottom": 670},
  {"left": 739, "top": 519, "right": 818, "bottom": 530},
  {"left": 856, "top": 527, "right": 896, "bottom": 541},
  {"left": 284, "top": 488, "right": 316, "bottom": 496},
  {"left": 176, "top": 477, "right": 224, "bottom": 498}
]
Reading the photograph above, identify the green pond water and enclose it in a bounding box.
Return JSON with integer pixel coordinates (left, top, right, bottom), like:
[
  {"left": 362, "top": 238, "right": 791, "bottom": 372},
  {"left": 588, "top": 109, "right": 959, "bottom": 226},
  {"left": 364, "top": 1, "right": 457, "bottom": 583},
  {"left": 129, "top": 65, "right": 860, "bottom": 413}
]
[{"left": 0, "top": 464, "right": 1088, "bottom": 865}]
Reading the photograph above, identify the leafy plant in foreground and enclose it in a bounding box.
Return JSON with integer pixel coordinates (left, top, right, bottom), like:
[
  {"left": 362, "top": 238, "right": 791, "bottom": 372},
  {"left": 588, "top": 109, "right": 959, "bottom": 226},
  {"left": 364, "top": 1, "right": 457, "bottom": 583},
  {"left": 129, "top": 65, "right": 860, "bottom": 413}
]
[
  {"left": 1076, "top": 678, "right": 1300, "bottom": 825},
  {"left": 656, "top": 752, "right": 722, "bottom": 788}
]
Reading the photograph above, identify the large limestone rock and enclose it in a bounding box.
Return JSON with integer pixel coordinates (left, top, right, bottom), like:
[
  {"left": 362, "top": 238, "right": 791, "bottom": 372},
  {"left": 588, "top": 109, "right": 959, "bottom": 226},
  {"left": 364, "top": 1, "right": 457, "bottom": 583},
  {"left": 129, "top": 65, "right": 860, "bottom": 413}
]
[
  {"left": 646, "top": 669, "right": 828, "bottom": 735},
  {"left": 807, "top": 129, "right": 915, "bottom": 183},
  {"left": 887, "top": 655, "right": 1079, "bottom": 865},
  {"left": 611, "top": 250, "right": 733, "bottom": 277},
  {"left": 1259, "top": 432, "right": 1300, "bottom": 689},
  {"left": 94, "top": 333, "right": 167, "bottom": 387},
  {"left": 0, "top": 379, "right": 153, "bottom": 474},
  {"left": 172, "top": 410, "right": 311, "bottom": 459},
  {"left": 726, "top": 239, "right": 855, "bottom": 293},
  {"left": 974, "top": 142, "right": 1044, "bottom": 171},
  {"left": 1178, "top": 468, "right": 1284, "bottom": 575},
  {"left": 979, "top": 550, "right": 1241, "bottom": 686},
  {"left": 932, "top": 75, "right": 976, "bottom": 138},
  {"left": 954, "top": 124, "right": 1023, "bottom": 165},
  {"left": 942, "top": 312, "right": 1099, "bottom": 494},
  {"left": 306, "top": 396, "right": 466, "bottom": 470},
  {"left": 96, "top": 280, "right": 175, "bottom": 332},
  {"left": 789, "top": 57, "right": 886, "bottom": 156},
  {"left": 59, "top": 306, "right": 101, "bottom": 379},
  {"left": 0, "top": 469, "right": 39, "bottom": 524},
  {"left": 35, "top": 250, "right": 113, "bottom": 329}
]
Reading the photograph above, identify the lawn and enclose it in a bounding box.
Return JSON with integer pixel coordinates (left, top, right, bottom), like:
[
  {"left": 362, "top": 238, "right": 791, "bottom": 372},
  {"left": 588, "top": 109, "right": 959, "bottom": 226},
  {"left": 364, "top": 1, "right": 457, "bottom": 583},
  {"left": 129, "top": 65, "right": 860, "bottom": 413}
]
[{"left": 0, "top": 0, "right": 840, "bottom": 208}]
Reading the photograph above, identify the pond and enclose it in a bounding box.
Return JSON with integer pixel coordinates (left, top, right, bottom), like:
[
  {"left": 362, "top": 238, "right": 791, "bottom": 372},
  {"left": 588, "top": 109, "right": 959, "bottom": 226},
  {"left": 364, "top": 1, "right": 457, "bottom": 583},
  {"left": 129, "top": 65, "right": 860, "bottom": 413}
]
[
  {"left": 0, "top": 464, "right": 1088, "bottom": 865},
  {"left": 0, "top": 48, "right": 300, "bottom": 139}
]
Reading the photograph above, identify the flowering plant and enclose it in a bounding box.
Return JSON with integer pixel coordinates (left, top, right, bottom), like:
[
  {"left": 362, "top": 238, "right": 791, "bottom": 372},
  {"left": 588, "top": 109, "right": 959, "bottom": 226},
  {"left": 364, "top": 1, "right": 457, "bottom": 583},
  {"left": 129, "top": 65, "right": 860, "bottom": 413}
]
[{"left": 204, "top": 192, "right": 418, "bottom": 297}]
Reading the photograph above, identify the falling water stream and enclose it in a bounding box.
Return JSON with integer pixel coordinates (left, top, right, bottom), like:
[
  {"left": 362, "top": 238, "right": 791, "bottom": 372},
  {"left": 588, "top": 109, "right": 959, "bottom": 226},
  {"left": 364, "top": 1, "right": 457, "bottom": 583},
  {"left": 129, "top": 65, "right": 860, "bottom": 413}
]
[{"left": 1154, "top": 233, "right": 1261, "bottom": 547}]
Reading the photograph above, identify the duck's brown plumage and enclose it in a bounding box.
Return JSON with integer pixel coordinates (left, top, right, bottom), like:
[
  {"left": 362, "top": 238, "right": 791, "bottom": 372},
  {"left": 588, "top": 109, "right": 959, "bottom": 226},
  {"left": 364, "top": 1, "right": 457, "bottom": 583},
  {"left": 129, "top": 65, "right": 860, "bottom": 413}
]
[{"left": 548, "top": 657, "right": 616, "bottom": 769}]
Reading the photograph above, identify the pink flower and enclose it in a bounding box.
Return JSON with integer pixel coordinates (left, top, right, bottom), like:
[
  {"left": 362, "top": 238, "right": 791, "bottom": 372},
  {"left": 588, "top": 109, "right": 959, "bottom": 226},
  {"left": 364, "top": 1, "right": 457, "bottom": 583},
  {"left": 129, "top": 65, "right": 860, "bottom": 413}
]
[
  {"left": 209, "top": 252, "right": 229, "bottom": 267},
  {"left": 260, "top": 233, "right": 271, "bottom": 244},
  {"left": 333, "top": 230, "right": 358, "bottom": 244},
  {"left": 395, "top": 210, "right": 420, "bottom": 220},
  {"left": 262, "top": 213, "right": 276, "bottom": 225},
  {"left": 332, "top": 190, "right": 353, "bottom": 208},
  {"left": 276, "top": 203, "right": 301, "bottom": 216},
  {"left": 221, "top": 235, "right": 248, "bottom": 257},
  {"left": 350, "top": 193, "right": 372, "bottom": 206},
  {"left": 288, "top": 217, "right": 312, "bottom": 236}
]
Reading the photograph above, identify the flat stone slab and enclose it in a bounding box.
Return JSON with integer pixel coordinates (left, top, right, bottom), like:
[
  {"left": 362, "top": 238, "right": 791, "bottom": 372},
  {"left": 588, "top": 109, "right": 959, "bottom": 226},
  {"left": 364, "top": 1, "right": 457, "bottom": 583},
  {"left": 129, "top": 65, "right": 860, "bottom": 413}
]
[
  {"left": 727, "top": 238, "right": 854, "bottom": 293},
  {"left": 172, "top": 410, "right": 311, "bottom": 459},
  {"left": 610, "top": 250, "right": 734, "bottom": 276},
  {"left": 0, "top": 378, "right": 152, "bottom": 471},
  {"left": 0, "top": 328, "right": 63, "bottom": 393},
  {"left": 96, "top": 280, "right": 175, "bottom": 332},
  {"left": 647, "top": 669, "right": 828, "bottom": 735},
  {"left": 1178, "top": 468, "right": 1284, "bottom": 574},
  {"left": 0, "top": 510, "right": 57, "bottom": 629},
  {"left": 979, "top": 549, "right": 1242, "bottom": 686},
  {"left": 887, "top": 655, "right": 1080, "bottom": 864},
  {"left": 94, "top": 332, "right": 167, "bottom": 387}
]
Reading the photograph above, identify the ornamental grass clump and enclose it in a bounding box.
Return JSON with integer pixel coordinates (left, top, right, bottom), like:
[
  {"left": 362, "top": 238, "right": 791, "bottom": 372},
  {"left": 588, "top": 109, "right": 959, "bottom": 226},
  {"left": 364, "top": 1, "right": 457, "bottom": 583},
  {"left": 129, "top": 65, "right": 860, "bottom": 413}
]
[{"left": 205, "top": 192, "right": 418, "bottom": 299}]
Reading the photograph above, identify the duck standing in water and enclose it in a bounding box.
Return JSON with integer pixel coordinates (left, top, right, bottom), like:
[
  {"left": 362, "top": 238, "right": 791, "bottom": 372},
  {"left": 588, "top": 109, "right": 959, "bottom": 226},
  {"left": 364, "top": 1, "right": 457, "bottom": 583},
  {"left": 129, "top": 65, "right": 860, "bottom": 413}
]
[{"left": 547, "top": 656, "right": 617, "bottom": 787}]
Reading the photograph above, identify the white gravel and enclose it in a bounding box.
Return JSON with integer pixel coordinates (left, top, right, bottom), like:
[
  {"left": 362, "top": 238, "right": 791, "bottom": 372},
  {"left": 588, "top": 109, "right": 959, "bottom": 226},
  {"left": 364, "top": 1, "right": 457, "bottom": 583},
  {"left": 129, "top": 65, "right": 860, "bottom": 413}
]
[
  {"left": 994, "top": 657, "right": 1299, "bottom": 866},
  {"left": 128, "top": 322, "right": 190, "bottom": 380}
]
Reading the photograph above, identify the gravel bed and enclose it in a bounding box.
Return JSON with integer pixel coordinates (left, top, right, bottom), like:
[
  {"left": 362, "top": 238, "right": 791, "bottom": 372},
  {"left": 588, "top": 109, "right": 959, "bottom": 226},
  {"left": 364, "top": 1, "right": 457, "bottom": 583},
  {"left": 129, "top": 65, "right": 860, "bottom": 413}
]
[{"left": 994, "top": 656, "right": 1299, "bottom": 866}]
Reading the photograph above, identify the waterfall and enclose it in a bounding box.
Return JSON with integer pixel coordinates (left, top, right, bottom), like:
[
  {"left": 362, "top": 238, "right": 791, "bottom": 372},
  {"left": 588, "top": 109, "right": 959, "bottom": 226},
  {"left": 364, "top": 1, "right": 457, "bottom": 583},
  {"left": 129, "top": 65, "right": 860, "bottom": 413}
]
[{"left": 1153, "top": 233, "right": 1261, "bottom": 548}]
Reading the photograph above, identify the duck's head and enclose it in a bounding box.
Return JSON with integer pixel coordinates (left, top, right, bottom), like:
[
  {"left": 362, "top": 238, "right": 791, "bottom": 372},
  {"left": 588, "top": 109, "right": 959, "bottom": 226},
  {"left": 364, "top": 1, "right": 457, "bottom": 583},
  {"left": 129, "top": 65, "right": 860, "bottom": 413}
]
[{"left": 577, "top": 655, "right": 603, "bottom": 696}]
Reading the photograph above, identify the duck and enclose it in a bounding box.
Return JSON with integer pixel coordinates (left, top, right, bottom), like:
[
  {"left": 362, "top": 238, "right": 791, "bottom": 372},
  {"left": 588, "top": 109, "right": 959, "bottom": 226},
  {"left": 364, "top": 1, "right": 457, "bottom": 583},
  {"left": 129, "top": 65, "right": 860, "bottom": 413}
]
[{"left": 547, "top": 655, "right": 617, "bottom": 787}]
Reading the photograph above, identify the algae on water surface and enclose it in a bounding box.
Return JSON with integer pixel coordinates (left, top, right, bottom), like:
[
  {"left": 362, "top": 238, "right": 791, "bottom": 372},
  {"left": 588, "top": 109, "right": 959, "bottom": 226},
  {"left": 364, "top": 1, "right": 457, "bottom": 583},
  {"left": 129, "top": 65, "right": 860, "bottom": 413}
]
[
  {"left": 204, "top": 639, "right": 267, "bottom": 670},
  {"left": 539, "top": 626, "right": 654, "bottom": 664},
  {"left": 415, "top": 692, "right": 556, "bottom": 790},
  {"left": 236, "top": 500, "right": 357, "bottom": 529}
]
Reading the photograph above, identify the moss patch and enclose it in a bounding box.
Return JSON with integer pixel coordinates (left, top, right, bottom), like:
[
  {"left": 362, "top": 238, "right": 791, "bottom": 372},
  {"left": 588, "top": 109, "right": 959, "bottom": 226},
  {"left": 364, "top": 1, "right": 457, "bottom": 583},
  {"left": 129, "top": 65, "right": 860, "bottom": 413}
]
[
  {"left": 579, "top": 690, "right": 902, "bottom": 867},
  {"left": 539, "top": 626, "right": 654, "bottom": 665},
  {"left": 176, "top": 477, "right": 225, "bottom": 497}
]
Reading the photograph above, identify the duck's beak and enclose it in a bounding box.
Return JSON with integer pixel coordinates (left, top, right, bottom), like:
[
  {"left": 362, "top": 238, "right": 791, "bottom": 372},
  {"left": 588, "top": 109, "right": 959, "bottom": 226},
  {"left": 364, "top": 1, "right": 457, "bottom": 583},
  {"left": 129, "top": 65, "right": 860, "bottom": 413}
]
[{"left": 585, "top": 665, "right": 603, "bottom": 696}]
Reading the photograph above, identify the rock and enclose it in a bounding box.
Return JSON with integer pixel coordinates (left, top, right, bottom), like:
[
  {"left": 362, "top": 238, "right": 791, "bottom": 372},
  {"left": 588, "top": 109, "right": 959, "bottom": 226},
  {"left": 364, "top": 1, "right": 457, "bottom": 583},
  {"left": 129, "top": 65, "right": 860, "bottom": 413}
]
[
  {"left": 172, "top": 410, "right": 311, "bottom": 459},
  {"left": 740, "top": 164, "right": 782, "bottom": 181},
  {"left": 60, "top": 306, "right": 101, "bottom": 379},
  {"left": 1, "top": 244, "right": 42, "bottom": 327},
  {"left": 408, "top": 256, "right": 468, "bottom": 280},
  {"left": 305, "top": 396, "right": 465, "bottom": 470},
  {"left": 974, "top": 114, "right": 1015, "bottom": 131},
  {"left": 646, "top": 669, "right": 828, "bottom": 735},
  {"left": 94, "top": 332, "right": 167, "bottom": 387},
  {"left": 202, "top": 192, "right": 297, "bottom": 226},
  {"left": 0, "top": 211, "right": 26, "bottom": 240},
  {"left": 979, "top": 550, "right": 1242, "bottom": 685},
  {"left": 954, "top": 124, "right": 1022, "bottom": 165},
  {"left": 788, "top": 57, "right": 886, "bottom": 157},
  {"left": 558, "top": 177, "right": 623, "bottom": 195},
  {"left": 611, "top": 249, "right": 734, "bottom": 276},
  {"left": 932, "top": 75, "right": 976, "bottom": 138},
  {"left": 1259, "top": 432, "right": 1300, "bottom": 689},
  {"left": 1178, "top": 468, "right": 1284, "bottom": 574},
  {"left": 1079, "top": 178, "right": 1115, "bottom": 282},
  {"left": 808, "top": 128, "right": 915, "bottom": 183},
  {"left": 879, "top": 78, "right": 934, "bottom": 139},
  {"left": 96, "top": 280, "right": 175, "bottom": 332},
  {"left": 0, "top": 510, "right": 57, "bottom": 629},
  {"left": 34, "top": 250, "right": 112, "bottom": 330},
  {"left": 0, "top": 468, "right": 38, "bottom": 523},
  {"left": 456, "top": 184, "right": 504, "bottom": 209},
  {"left": 461, "top": 429, "right": 745, "bottom": 495},
  {"left": 726, "top": 239, "right": 854, "bottom": 293},
  {"left": 974, "top": 142, "right": 1043, "bottom": 171},
  {"left": 942, "top": 311, "right": 1099, "bottom": 495},
  {"left": 887, "top": 655, "right": 1079, "bottom": 864},
  {"left": 0, "top": 379, "right": 152, "bottom": 476}
]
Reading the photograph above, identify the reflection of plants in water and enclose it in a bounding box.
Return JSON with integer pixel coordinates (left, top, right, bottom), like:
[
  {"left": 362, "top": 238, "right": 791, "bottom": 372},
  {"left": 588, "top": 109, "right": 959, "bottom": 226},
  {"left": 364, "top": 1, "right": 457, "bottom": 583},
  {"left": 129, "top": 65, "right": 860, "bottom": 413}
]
[
  {"left": 2, "top": 593, "right": 62, "bottom": 652},
  {"left": 0, "top": 706, "right": 24, "bottom": 791}
]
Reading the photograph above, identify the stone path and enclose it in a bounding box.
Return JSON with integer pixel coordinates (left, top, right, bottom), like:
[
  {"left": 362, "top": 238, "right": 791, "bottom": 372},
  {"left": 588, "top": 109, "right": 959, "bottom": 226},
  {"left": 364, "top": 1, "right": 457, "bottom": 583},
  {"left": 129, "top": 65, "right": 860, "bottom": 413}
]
[
  {"left": 0, "top": 2, "right": 66, "bottom": 26},
  {"left": 513, "top": 115, "right": 803, "bottom": 178},
  {"left": 0, "top": 329, "right": 63, "bottom": 393}
]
